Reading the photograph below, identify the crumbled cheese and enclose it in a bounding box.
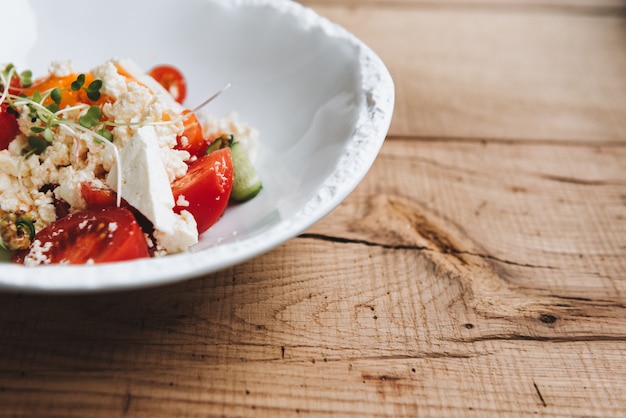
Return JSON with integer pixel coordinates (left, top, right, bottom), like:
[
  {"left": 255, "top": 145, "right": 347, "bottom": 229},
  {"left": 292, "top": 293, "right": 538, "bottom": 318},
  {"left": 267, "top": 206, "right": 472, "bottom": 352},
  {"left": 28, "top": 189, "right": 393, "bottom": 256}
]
[
  {"left": 176, "top": 194, "right": 190, "bottom": 207},
  {"left": 22, "top": 240, "right": 52, "bottom": 267},
  {"left": 115, "top": 58, "right": 185, "bottom": 113},
  {"left": 202, "top": 113, "right": 260, "bottom": 162},
  {"left": 153, "top": 210, "right": 198, "bottom": 254},
  {"left": 56, "top": 168, "right": 94, "bottom": 210},
  {"left": 49, "top": 60, "right": 73, "bottom": 77},
  {"left": 91, "top": 61, "right": 128, "bottom": 98},
  {"left": 144, "top": 233, "right": 155, "bottom": 249}
]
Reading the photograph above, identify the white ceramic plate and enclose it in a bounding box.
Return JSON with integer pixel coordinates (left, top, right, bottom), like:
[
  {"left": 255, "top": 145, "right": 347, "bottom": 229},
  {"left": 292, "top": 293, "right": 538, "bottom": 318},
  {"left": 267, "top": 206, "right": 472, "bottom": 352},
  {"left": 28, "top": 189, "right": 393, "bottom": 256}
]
[{"left": 0, "top": 0, "right": 394, "bottom": 292}]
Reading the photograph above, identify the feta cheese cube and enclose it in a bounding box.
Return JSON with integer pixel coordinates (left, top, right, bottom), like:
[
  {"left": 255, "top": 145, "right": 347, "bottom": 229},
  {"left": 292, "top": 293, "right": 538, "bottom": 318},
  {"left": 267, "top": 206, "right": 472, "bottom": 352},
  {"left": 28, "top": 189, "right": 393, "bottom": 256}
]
[{"left": 106, "top": 125, "right": 198, "bottom": 253}]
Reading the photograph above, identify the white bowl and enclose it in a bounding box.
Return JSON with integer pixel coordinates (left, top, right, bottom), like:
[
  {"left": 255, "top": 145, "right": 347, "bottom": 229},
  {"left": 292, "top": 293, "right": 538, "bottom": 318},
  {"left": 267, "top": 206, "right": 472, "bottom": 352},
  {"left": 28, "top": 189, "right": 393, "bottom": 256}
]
[{"left": 0, "top": 0, "right": 394, "bottom": 292}]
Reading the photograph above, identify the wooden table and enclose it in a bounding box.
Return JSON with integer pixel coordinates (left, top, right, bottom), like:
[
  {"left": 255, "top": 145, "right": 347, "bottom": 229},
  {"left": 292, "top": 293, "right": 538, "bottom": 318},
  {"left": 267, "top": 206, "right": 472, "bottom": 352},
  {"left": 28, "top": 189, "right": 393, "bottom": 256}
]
[{"left": 1, "top": 0, "right": 625, "bottom": 416}]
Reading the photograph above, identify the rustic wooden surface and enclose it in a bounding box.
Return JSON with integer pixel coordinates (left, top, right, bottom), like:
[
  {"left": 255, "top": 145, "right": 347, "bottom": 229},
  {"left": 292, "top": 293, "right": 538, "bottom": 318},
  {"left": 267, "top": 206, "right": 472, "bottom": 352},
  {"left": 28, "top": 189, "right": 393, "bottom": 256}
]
[{"left": 1, "top": 0, "right": 625, "bottom": 416}]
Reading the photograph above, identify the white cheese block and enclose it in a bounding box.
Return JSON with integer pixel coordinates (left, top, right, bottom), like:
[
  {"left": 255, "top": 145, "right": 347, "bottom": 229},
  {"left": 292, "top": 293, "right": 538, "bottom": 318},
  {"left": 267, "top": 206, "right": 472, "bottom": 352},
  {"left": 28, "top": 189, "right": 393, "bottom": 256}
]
[{"left": 106, "top": 125, "right": 197, "bottom": 253}]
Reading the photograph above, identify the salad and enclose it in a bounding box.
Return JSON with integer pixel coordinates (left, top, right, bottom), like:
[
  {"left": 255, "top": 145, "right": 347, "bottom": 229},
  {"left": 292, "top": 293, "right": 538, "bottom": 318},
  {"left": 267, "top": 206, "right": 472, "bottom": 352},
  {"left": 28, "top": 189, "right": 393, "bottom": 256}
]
[{"left": 0, "top": 59, "right": 262, "bottom": 266}]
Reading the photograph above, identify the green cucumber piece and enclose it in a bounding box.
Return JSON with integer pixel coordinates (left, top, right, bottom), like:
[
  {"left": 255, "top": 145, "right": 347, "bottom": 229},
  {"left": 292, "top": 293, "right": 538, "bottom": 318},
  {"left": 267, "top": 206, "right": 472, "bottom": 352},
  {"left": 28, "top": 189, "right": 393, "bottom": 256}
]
[{"left": 230, "top": 141, "right": 262, "bottom": 202}]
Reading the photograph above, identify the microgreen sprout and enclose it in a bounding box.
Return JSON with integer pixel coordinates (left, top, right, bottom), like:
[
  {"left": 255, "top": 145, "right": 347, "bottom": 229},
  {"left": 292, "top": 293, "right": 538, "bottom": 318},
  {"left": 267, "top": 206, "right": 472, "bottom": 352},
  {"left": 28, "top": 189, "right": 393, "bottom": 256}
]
[
  {"left": 78, "top": 105, "right": 102, "bottom": 129},
  {"left": 97, "top": 127, "right": 113, "bottom": 142},
  {"left": 19, "top": 70, "right": 33, "bottom": 88},
  {"left": 189, "top": 82, "right": 231, "bottom": 115},
  {"left": 0, "top": 65, "right": 15, "bottom": 106},
  {"left": 71, "top": 73, "right": 102, "bottom": 101},
  {"left": 50, "top": 87, "right": 62, "bottom": 105},
  {"left": 70, "top": 74, "right": 85, "bottom": 91},
  {"left": 0, "top": 64, "right": 32, "bottom": 90},
  {"left": 86, "top": 80, "right": 102, "bottom": 101},
  {"left": 27, "top": 135, "right": 48, "bottom": 154}
]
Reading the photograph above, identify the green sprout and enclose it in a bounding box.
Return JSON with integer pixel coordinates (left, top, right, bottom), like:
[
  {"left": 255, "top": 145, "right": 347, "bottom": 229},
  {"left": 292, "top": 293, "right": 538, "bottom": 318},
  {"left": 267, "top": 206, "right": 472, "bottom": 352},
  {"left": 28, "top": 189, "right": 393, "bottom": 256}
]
[
  {"left": 78, "top": 105, "right": 102, "bottom": 129},
  {"left": 0, "top": 64, "right": 32, "bottom": 90},
  {"left": 71, "top": 73, "right": 102, "bottom": 101}
]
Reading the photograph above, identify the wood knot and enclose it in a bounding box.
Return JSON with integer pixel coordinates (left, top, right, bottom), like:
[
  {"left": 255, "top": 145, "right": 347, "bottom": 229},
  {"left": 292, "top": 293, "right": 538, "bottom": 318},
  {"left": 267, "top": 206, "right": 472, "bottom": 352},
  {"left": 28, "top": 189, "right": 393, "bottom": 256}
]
[{"left": 539, "top": 314, "right": 558, "bottom": 324}]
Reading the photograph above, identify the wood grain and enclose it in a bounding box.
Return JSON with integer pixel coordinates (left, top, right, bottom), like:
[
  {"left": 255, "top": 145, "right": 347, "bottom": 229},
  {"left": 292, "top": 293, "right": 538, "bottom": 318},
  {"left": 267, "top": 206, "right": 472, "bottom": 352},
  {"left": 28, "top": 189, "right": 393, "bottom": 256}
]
[
  {"left": 302, "top": 1, "right": 626, "bottom": 142},
  {"left": 309, "top": 139, "right": 626, "bottom": 297},
  {"left": 1, "top": 0, "right": 625, "bottom": 416},
  {"left": 302, "top": 0, "right": 626, "bottom": 9}
]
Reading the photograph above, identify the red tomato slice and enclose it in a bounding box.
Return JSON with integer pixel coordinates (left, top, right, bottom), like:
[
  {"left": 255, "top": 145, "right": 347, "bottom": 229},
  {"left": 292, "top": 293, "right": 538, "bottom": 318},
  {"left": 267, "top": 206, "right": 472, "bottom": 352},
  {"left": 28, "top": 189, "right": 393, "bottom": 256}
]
[
  {"left": 176, "top": 110, "right": 208, "bottom": 158},
  {"left": 79, "top": 182, "right": 156, "bottom": 242},
  {"left": 80, "top": 182, "right": 118, "bottom": 209},
  {"left": 0, "top": 103, "right": 19, "bottom": 150},
  {"left": 148, "top": 65, "right": 187, "bottom": 104},
  {"left": 11, "top": 207, "right": 150, "bottom": 265},
  {"left": 172, "top": 148, "right": 233, "bottom": 234},
  {"left": 8, "top": 75, "right": 23, "bottom": 95}
]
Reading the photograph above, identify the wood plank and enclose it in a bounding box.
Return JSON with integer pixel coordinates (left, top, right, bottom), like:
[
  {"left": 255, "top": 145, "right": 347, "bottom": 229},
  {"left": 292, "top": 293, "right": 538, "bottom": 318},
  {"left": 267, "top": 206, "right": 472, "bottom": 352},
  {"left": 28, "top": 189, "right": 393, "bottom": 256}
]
[
  {"left": 0, "top": 140, "right": 624, "bottom": 416},
  {"left": 0, "top": 243, "right": 625, "bottom": 417},
  {"left": 300, "top": 3, "right": 626, "bottom": 142},
  {"left": 301, "top": 0, "right": 626, "bottom": 10},
  {"left": 308, "top": 139, "right": 626, "bottom": 300}
]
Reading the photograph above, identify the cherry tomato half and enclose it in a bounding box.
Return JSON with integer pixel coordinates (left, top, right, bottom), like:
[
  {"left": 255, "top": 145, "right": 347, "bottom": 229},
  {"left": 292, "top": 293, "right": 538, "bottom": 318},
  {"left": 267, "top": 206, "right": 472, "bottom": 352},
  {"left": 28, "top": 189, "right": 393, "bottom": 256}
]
[
  {"left": 80, "top": 182, "right": 156, "bottom": 241},
  {"left": 80, "top": 182, "right": 118, "bottom": 209},
  {"left": 7, "top": 74, "right": 23, "bottom": 95},
  {"left": 148, "top": 65, "right": 187, "bottom": 104},
  {"left": 176, "top": 110, "right": 208, "bottom": 158},
  {"left": 0, "top": 103, "right": 19, "bottom": 150},
  {"left": 172, "top": 148, "right": 233, "bottom": 234},
  {"left": 12, "top": 207, "right": 150, "bottom": 265}
]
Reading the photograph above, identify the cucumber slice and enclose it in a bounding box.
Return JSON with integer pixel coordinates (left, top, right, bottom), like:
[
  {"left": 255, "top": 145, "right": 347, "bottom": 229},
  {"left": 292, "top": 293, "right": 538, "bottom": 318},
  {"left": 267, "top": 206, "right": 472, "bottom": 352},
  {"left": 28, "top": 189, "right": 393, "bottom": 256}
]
[{"left": 230, "top": 141, "right": 262, "bottom": 202}]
